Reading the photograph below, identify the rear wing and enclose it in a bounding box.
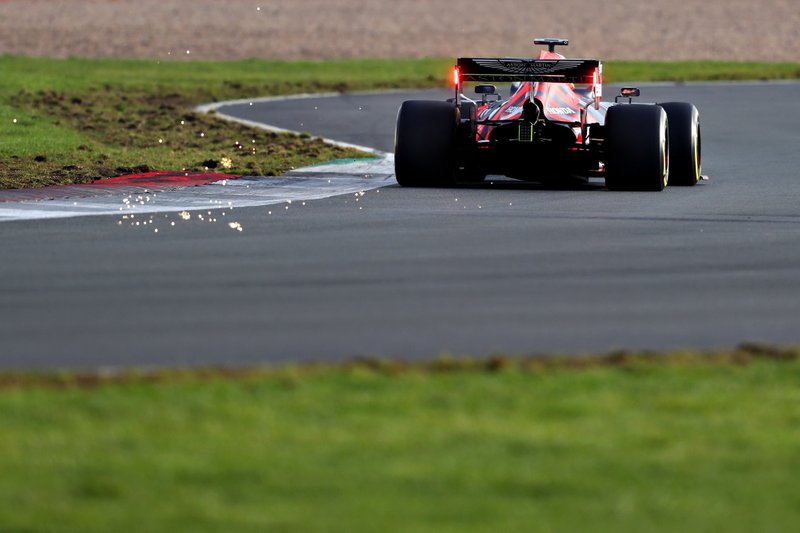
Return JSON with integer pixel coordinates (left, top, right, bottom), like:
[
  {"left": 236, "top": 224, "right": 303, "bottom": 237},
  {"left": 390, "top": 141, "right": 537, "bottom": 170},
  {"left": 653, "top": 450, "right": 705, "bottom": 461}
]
[
  {"left": 454, "top": 57, "right": 603, "bottom": 107},
  {"left": 456, "top": 58, "right": 601, "bottom": 84}
]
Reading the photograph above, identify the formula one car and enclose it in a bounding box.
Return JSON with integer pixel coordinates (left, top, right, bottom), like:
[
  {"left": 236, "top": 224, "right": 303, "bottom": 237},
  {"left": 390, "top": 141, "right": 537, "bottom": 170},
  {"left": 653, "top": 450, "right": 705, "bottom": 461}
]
[{"left": 395, "top": 38, "right": 701, "bottom": 191}]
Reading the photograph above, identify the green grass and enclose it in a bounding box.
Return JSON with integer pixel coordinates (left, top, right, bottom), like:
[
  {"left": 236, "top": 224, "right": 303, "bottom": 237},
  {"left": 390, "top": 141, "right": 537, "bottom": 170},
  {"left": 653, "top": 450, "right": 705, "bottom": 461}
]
[
  {"left": 1, "top": 346, "right": 800, "bottom": 532},
  {"left": 606, "top": 60, "right": 800, "bottom": 82},
  {"left": 1, "top": 56, "right": 798, "bottom": 188}
]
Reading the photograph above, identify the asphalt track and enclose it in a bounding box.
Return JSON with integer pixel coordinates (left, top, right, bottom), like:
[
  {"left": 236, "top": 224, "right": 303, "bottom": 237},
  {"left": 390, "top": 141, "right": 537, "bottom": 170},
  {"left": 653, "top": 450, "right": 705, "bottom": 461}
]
[{"left": 1, "top": 83, "right": 799, "bottom": 369}]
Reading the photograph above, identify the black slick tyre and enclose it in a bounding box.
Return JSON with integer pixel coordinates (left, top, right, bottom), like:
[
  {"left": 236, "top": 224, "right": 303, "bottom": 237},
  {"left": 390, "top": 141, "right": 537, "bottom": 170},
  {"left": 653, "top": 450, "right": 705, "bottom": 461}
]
[
  {"left": 659, "top": 102, "right": 701, "bottom": 186},
  {"left": 604, "top": 104, "right": 669, "bottom": 192},
  {"left": 394, "top": 101, "right": 458, "bottom": 187}
]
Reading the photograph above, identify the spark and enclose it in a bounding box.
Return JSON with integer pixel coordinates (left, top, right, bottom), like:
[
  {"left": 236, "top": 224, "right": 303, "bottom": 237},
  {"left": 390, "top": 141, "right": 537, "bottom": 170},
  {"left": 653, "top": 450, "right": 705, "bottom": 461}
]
[
  {"left": 186, "top": 50, "right": 191, "bottom": 55},
  {"left": 158, "top": 139, "right": 163, "bottom": 144},
  {"left": 12, "top": 118, "right": 17, "bottom": 124},
  {"left": 200, "top": 132, "right": 205, "bottom": 137},
  {"left": 228, "top": 222, "right": 243, "bottom": 232},
  {"left": 179, "top": 211, "right": 191, "bottom": 220}
]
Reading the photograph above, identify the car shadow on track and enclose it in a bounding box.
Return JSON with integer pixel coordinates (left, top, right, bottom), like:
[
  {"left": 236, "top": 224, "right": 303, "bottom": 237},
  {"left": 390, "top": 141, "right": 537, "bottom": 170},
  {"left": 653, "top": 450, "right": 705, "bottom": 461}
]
[{"left": 388, "top": 177, "right": 608, "bottom": 192}]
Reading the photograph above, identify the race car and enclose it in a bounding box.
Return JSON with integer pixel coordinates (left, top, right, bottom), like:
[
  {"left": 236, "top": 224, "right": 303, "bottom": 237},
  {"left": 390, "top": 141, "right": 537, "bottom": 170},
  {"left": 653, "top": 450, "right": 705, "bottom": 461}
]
[{"left": 395, "top": 38, "right": 701, "bottom": 191}]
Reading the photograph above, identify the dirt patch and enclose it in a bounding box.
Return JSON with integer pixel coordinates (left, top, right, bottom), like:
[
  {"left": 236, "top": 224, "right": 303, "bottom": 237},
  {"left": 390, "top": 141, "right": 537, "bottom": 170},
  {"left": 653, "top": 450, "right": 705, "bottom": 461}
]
[
  {"left": 0, "top": 0, "right": 797, "bottom": 62},
  {"left": 2, "top": 87, "right": 364, "bottom": 189}
]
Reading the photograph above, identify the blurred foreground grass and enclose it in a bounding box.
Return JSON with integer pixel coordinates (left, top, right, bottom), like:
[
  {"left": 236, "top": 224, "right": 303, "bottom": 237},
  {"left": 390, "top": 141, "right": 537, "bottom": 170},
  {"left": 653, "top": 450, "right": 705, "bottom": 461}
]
[
  {"left": 1, "top": 56, "right": 798, "bottom": 188},
  {"left": 2, "top": 346, "right": 800, "bottom": 532}
]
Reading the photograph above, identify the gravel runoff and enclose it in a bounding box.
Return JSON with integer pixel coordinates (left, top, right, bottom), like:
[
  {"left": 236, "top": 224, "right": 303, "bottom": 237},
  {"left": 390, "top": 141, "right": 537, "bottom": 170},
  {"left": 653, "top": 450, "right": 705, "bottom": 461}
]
[{"left": 0, "top": 0, "right": 798, "bottom": 62}]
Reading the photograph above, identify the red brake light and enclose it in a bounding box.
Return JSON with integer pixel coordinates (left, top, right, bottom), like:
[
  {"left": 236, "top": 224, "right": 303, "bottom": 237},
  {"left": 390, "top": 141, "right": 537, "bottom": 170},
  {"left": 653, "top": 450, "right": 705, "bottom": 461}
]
[
  {"left": 453, "top": 67, "right": 460, "bottom": 87},
  {"left": 592, "top": 66, "right": 602, "bottom": 109}
]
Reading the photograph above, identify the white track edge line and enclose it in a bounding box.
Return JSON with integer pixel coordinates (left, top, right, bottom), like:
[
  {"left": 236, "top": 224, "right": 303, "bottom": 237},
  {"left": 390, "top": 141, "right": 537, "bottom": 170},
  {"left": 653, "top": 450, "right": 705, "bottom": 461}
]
[
  {"left": 195, "top": 90, "right": 404, "bottom": 156},
  {"left": 194, "top": 88, "right": 412, "bottom": 114},
  {"left": 200, "top": 110, "right": 386, "bottom": 156}
]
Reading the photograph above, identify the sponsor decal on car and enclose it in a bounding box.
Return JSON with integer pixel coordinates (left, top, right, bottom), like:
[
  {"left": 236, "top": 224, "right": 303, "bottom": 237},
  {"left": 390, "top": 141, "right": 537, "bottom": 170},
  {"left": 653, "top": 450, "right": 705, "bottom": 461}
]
[
  {"left": 501, "top": 106, "right": 523, "bottom": 119},
  {"left": 546, "top": 106, "right": 577, "bottom": 115}
]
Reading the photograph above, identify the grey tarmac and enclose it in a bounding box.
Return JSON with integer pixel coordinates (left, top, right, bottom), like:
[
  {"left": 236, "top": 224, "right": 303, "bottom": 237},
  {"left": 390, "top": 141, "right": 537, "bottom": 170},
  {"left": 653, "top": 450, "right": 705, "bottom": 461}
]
[{"left": 1, "top": 83, "right": 799, "bottom": 369}]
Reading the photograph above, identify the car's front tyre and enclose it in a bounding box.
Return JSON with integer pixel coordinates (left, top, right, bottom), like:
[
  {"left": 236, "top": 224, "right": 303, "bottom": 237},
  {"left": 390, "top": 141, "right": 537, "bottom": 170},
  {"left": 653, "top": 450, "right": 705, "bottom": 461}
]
[{"left": 659, "top": 102, "right": 701, "bottom": 186}]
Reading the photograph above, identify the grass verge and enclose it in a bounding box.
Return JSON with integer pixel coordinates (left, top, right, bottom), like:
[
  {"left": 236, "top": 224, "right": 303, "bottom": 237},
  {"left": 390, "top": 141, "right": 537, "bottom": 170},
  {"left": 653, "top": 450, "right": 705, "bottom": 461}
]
[
  {"left": 1, "top": 344, "right": 800, "bottom": 531},
  {"left": 2, "top": 57, "right": 799, "bottom": 188}
]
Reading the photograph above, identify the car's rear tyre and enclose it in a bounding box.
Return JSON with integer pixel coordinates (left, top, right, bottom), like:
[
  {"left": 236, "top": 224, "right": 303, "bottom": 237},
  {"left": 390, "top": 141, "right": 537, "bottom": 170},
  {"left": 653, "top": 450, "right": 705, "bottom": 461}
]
[
  {"left": 395, "top": 100, "right": 458, "bottom": 187},
  {"left": 605, "top": 104, "right": 669, "bottom": 192},
  {"left": 660, "top": 102, "right": 701, "bottom": 186}
]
